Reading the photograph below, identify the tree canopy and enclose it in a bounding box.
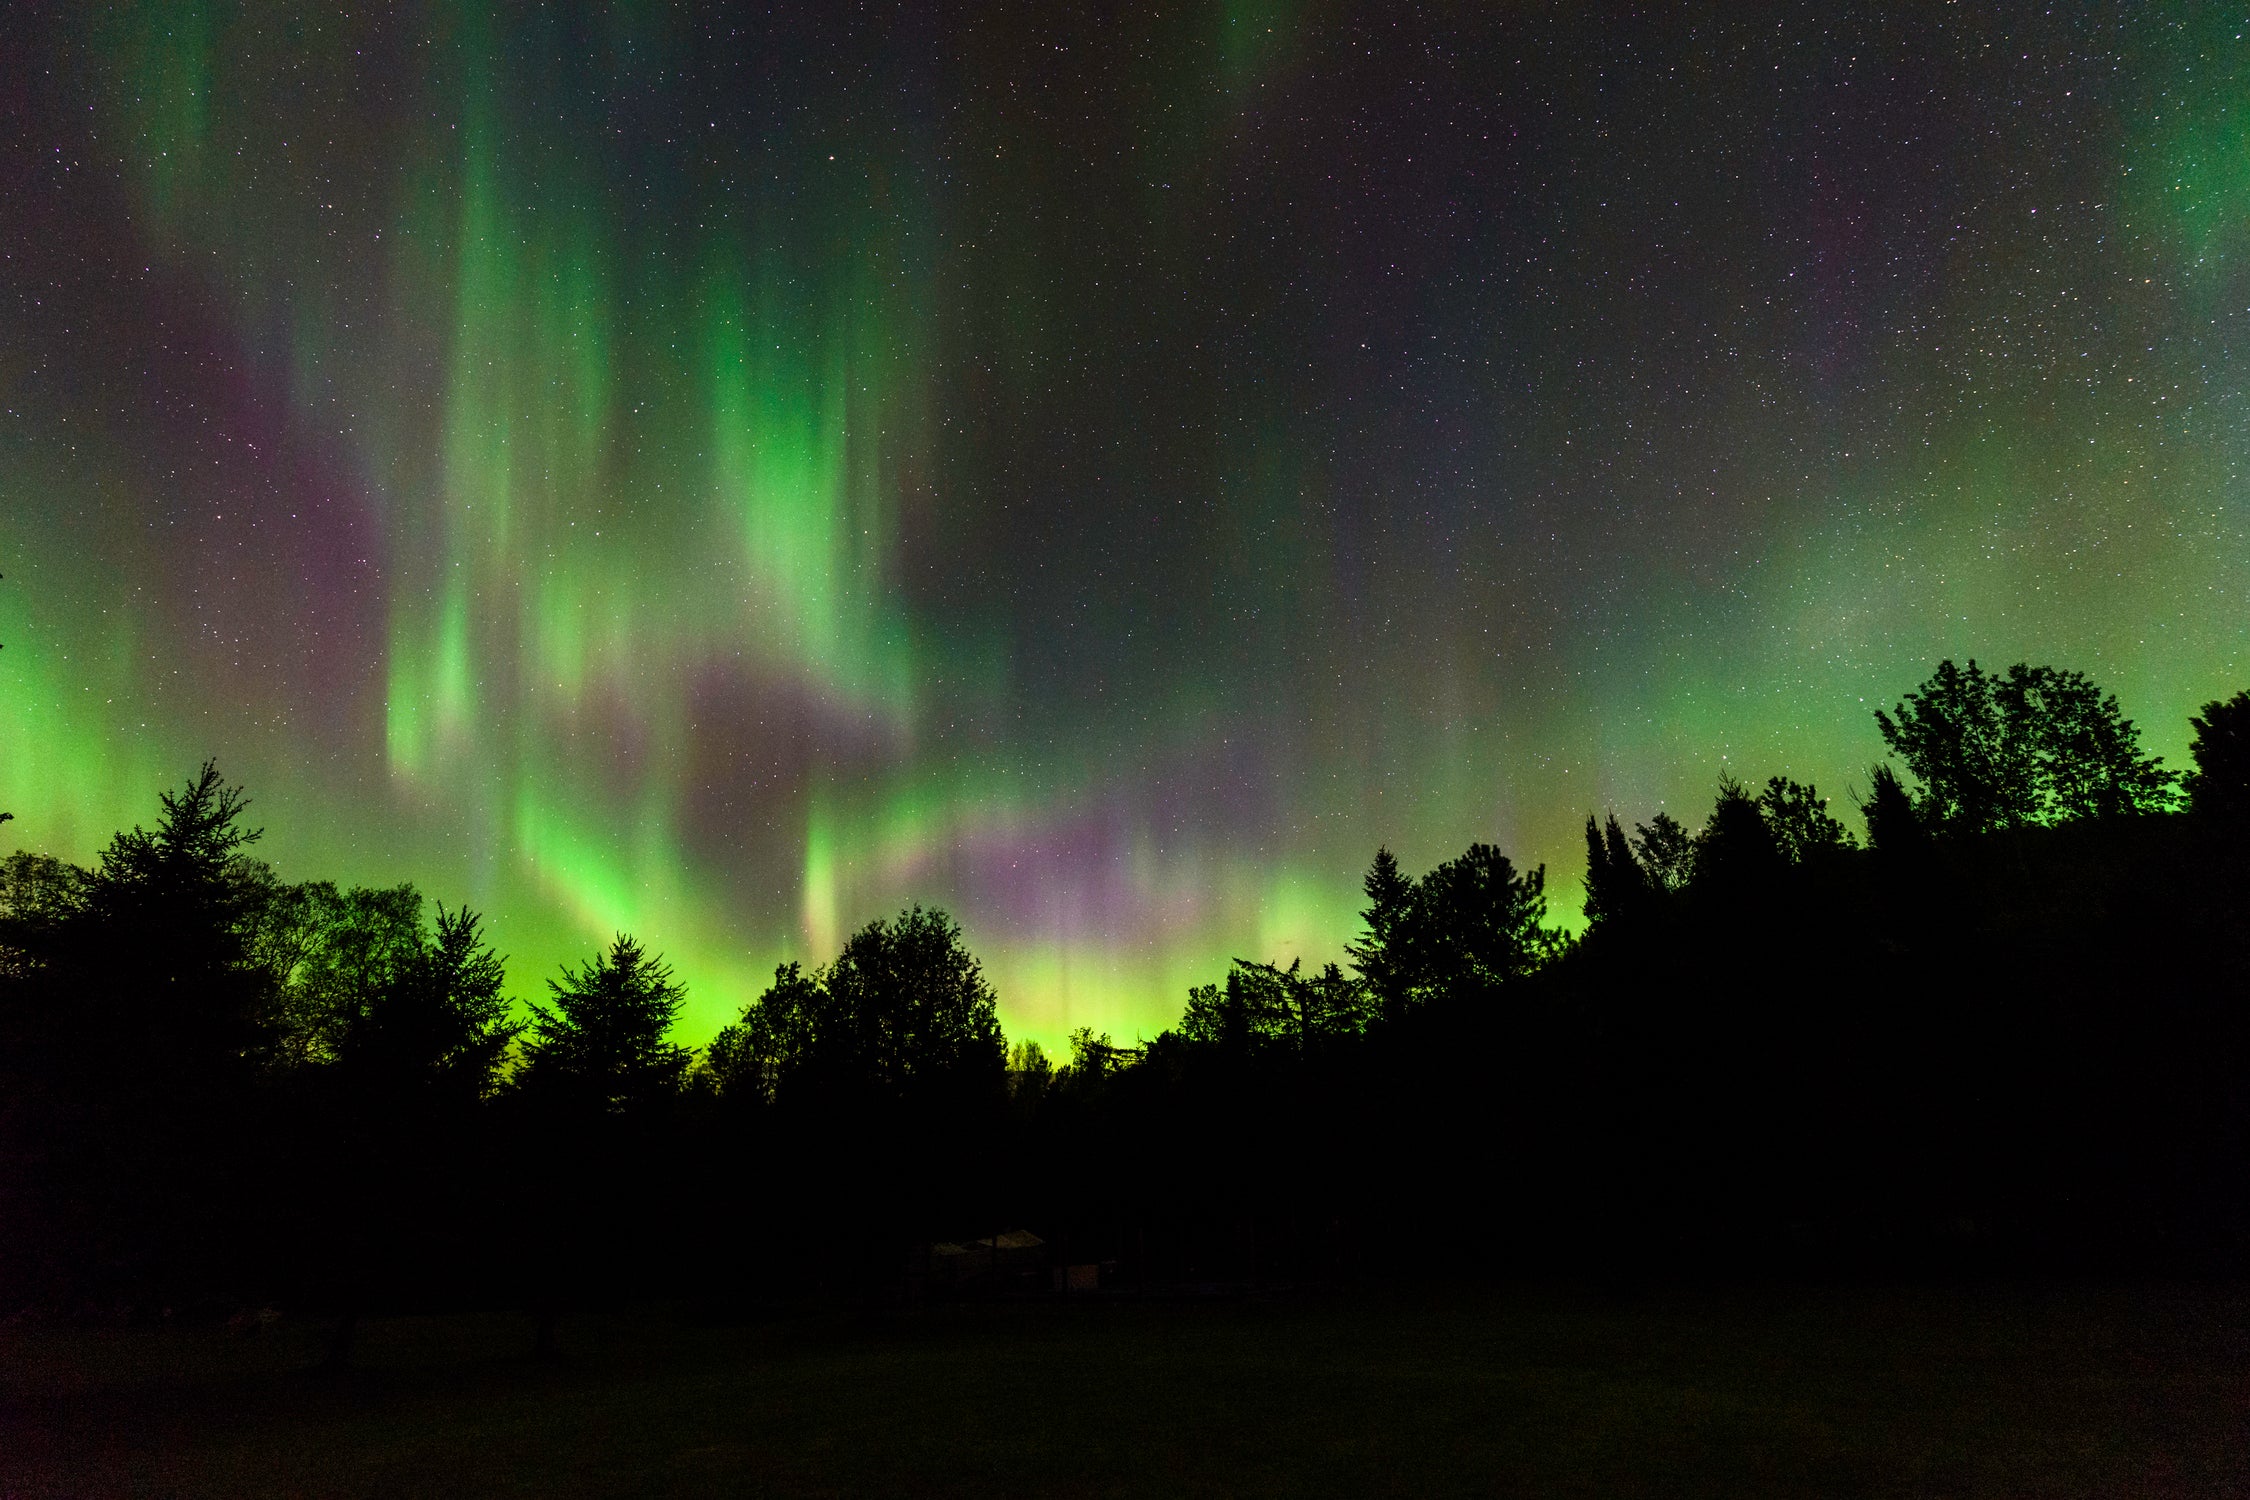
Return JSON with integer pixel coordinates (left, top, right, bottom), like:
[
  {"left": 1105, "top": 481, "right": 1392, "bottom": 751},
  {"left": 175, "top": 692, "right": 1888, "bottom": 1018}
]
[
  {"left": 6, "top": 655, "right": 2250, "bottom": 1317},
  {"left": 1876, "top": 659, "right": 2175, "bottom": 832},
  {"left": 2186, "top": 690, "right": 2250, "bottom": 823},
  {"left": 515, "top": 935, "right": 691, "bottom": 1116},
  {"left": 712, "top": 905, "right": 1005, "bottom": 1111}
]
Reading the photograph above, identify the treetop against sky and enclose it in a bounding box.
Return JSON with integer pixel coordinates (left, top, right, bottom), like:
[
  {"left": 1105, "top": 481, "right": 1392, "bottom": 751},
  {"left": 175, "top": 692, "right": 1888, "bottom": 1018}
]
[{"left": 3, "top": 5, "right": 2245, "bottom": 1043}]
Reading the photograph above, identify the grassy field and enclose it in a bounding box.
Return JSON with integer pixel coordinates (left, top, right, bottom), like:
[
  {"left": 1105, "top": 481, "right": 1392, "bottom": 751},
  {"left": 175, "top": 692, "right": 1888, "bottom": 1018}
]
[{"left": 3, "top": 1282, "right": 2246, "bottom": 1497}]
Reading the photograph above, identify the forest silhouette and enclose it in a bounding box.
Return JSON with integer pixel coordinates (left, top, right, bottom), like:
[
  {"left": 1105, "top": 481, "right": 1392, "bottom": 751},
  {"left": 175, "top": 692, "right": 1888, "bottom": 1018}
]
[{"left": 5, "top": 661, "right": 2250, "bottom": 1339}]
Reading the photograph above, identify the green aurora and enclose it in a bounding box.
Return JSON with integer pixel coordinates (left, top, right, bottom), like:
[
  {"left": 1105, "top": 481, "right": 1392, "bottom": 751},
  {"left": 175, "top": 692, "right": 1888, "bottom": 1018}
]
[{"left": 4, "top": 5, "right": 2247, "bottom": 1045}]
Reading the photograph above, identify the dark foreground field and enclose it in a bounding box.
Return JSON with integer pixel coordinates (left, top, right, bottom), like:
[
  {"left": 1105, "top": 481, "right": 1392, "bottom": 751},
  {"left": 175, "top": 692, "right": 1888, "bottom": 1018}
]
[{"left": 3, "top": 1283, "right": 2247, "bottom": 1498}]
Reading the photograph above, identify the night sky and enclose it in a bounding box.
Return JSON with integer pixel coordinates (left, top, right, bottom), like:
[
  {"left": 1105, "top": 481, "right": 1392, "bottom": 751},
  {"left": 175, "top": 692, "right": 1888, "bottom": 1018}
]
[{"left": 4, "top": 4, "right": 2245, "bottom": 1044}]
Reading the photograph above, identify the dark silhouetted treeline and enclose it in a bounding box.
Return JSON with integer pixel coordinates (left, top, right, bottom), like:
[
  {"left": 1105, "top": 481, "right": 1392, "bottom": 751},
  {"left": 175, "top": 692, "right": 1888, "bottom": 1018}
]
[{"left": 4, "top": 662, "right": 2250, "bottom": 1331}]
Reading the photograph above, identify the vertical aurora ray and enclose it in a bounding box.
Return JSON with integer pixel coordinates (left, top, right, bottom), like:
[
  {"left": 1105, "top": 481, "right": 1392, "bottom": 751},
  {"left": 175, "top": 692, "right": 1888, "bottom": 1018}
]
[{"left": 6, "top": 5, "right": 2250, "bottom": 1047}]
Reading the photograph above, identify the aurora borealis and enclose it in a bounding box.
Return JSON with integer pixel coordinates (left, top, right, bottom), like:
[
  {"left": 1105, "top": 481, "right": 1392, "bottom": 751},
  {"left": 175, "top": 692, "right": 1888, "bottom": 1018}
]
[{"left": 4, "top": 5, "right": 2247, "bottom": 1045}]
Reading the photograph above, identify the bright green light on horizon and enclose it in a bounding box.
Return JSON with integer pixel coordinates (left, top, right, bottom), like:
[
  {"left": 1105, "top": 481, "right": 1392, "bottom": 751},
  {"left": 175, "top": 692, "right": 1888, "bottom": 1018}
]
[{"left": 10, "top": 6, "right": 2247, "bottom": 1057}]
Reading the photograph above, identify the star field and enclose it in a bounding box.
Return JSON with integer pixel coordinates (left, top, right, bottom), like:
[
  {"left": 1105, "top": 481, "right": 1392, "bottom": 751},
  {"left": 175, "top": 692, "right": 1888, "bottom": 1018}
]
[{"left": 3, "top": 4, "right": 2245, "bottom": 1042}]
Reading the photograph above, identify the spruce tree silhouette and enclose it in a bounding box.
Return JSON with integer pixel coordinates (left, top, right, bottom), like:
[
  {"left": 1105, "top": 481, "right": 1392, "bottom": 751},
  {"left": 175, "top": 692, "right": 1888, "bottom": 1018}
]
[
  {"left": 1582, "top": 813, "right": 1648, "bottom": 926},
  {"left": 517, "top": 935, "right": 690, "bottom": 1116},
  {"left": 1859, "top": 763, "right": 1926, "bottom": 853},
  {"left": 9, "top": 763, "right": 280, "bottom": 1307},
  {"left": 512, "top": 934, "right": 689, "bottom": 1355},
  {"left": 10, "top": 660, "right": 2250, "bottom": 1315},
  {"left": 1345, "top": 847, "right": 1417, "bottom": 1018},
  {"left": 89, "top": 762, "right": 274, "bottom": 1056},
  {"left": 1689, "top": 774, "right": 1782, "bottom": 890},
  {"left": 298, "top": 896, "right": 516, "bottom": 1366},
  {"left": 352, "top": 905, "right": 517, "bottom": 1101}
]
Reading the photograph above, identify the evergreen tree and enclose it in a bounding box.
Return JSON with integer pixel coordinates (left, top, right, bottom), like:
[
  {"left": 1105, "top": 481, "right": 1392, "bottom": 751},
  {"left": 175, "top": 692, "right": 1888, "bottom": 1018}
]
[
  {"left": 81, "top": 761, "right": 279, "bottom": 1066},
  {"left": 1690, "top": 774, "right": 1782, "bottom": 889},
  {"left": 516, "top": 935, "right": 690, "bottom": 1116},
  {"left": 1859, "top": 763, "right": 1926, "bottom": 853},
  {"left": 1345, "top": 847, "right": 1418, "bottom": 1016},
  {"left": 0, "top": 763, "right": 283, "bottom": 1308},
  {"left": 353, "top": 904, "right": 516, "bottom": 1103},
  {"left": 1582, "top": 813, "right": 1649, "bottom": 925}
]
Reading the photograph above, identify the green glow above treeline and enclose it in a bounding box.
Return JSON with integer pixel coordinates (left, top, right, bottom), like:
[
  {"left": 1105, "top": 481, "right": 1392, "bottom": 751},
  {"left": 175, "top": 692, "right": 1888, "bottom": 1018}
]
[{"left": 3, "top": 5, "right": 2246, "bottom": 1045}]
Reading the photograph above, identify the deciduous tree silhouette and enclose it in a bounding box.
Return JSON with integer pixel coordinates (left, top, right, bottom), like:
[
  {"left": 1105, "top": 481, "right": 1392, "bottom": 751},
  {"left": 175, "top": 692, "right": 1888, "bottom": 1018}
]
[
  {"left": 709, "top": 908, "right": 1004, "bottom": 1294},
  {"left": 1180, "top": 958, "right": 1367, "bottom": 1058},
  {"left": 8, "top": 659, "right": 2250, "bottom": 1316},
  {"left": 1876, "top": 660, "right": 2039, "bottom": 833},
  {"left": 256, "top": 880, "right": 424, "bottom": 1071},
  {"left": 2000, "top": 664, "right": 2176, "bottom": 818},
  {"left": 1630, "top": 812, "right": 1694, "bottom": 893},
  {"left": 1180, "top": 970, "right": 1277, "bottom": 1058},
  {"left": 2186, "top": 690, "right": 2250, "bottom": 823},
  {"left": 825, "top": 905, "right": 1005, "bottom": 1108},
  {"left": 0, "top": 851, "right": 88, "bottom": 979},
  {"left": 1878, "top": 659, "right": 2174, "bottom": 832},
  {"left": 719, "top": 907, "right": 1004, "bottom": 1113},
  {"left": 1757, "top": 777, "right": 1853, "bottom": 864},
  {"left": 707, "top": 960, "right": 820, "bottom": 1105}
]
